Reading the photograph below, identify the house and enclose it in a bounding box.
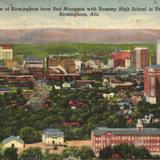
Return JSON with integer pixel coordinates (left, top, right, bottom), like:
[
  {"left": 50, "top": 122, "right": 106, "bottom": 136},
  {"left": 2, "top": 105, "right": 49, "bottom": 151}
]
[
  {"left": 2, "top": 136, "right": 25, "bottom": 150},
  {"left": 62, "top": 82, "right": 71, "bottom": 88},
  {"left": 54, "top": 85, "right": 61, "bottom": 90},
  {"left": 68, "top": 99, "right": 82, "bottom": 109},
  {"left": 103, "top": 93, "right": 115, "bottom": 99},
  {"left": 42, "top": 128, "right": 64, "bottom": 145}
]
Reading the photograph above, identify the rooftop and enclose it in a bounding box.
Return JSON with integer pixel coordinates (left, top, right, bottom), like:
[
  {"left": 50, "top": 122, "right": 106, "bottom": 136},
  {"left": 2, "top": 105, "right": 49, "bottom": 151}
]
[
  {"left": 134, "top": 47, "right": 148, "bottom": 50},
  {"left": 92, "top": 127, "right": 160, "bottom": 136},
  {"left": 43, "top": 128, "right": 64, "bottom": 136},
  {"left": 1, "top": 45, "right": 12, "bottom": 49},
  {"left": 2, "top": 136, "right": 24, "bottom": 144},
  {"left": 48, "top": 53, "right": 78, "bottom": 58},
  {"left": 148, "top": 64, "right": 160, "bottom": 70},
  {"left": 24, "top": 56, "right": 42, "bottom": 62}
]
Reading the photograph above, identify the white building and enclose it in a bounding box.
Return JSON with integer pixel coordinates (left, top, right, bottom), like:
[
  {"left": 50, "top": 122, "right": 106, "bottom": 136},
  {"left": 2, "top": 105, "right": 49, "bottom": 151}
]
[
  {"left": 42, "top": 128, "right": 64, "bottom": 145},
  {"left": 157, "top": 40, "right": 160, "bottom": 64},
  {"left": 2, "top": 136, "right": 25, "bottom": 150},
  {"left": 0, "top": 45, "right": 13, "bottom": 60},
  {"left": 107, "top": 59, "right": 114, "bottom": 68},
  {"left": 74, "top": 60, "right": 82, "bottom": 73},
  {"left": 125, "top": 59, "right": 131, "bottom": 68}
]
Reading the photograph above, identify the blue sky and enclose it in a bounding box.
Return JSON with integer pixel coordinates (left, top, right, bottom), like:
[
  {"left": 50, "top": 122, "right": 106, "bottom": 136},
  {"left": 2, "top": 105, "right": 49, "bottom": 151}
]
[{"left": 0, "top": 0, "right": 160, "bottom": 29}]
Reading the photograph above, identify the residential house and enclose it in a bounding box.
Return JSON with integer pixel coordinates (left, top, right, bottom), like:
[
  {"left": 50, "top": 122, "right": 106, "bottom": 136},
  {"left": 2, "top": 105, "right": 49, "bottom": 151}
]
[
  {"left": 42, "top": 128, "right": 64, "bottom": 145},
  {"left": 2, "top": 136, "right": 25, "bottom": 150}
]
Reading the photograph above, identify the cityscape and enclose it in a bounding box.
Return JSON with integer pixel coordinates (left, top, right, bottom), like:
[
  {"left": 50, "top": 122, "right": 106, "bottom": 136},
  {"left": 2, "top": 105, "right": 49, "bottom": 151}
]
[{"left": 0, "top": 41, "right": 160, "bottom": 160}]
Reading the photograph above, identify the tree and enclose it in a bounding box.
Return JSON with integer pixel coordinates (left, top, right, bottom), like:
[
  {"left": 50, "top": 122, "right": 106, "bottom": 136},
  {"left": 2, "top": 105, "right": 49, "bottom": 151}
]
[
  {"left": 113, "top": 144, "right": 152, "bottom": 159},
  {"left": 19, "top": 127, "right": 41, "bottom": 144},
  {"left": 79, "top": 146, "right": 95, "bottom": 160},
  {"left": 42, "top": 153, "right": 62, "bottom": 160},
  {"left": 99, "top": 144, "right": 153, "bottom": 160},
  {"left": 3, "top": 147, "right": 18, "bottom": 160},
  {"left": 18, "top": 148, "right": 42, "bottom": 160},
  {"left": 62, "top": 146, "right": 95, "bottom": 160},
  {"left": 99, "top": 146, "right": 113, "bottom": 159}
]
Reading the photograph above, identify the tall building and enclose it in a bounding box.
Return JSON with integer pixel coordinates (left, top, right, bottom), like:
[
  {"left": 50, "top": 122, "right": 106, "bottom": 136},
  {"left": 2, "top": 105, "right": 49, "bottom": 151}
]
[
  {"left": 112, "top": 50, "right": 130, "bottom": 68},
  {"left": 144, "top": 65, "right": 160, "bottom": 104},
  {"left": 91, "top": 120, "right": 160, "bottom": 157},
  {"left": 157, "top": 40, "right": 160, "bottom": 64},
  {"left": 47, "top": 55, "right": 76, "bottom": 74},
  {"left": 0, "top": 45, "right": 13, "bottom": 60},
  {"left": 133, "top": 48, "right": 148, "bottom": 70}
]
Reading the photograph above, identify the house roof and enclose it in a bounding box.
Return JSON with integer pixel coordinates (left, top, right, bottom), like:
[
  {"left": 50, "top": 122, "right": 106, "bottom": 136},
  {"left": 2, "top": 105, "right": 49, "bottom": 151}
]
[
  {"left": 24, "top": 56, "right": 42, "bottom": 62},
  {"left": 63, "top": 157, "right": 80, "bottom": 160},
  {"left": 148, "top": 64, "right": 160, "bottom": 70},
  {"left": 1, "top": 45, "right": 12, "bottom": 49},
  {"left": 92, "top": 127, "right": 160, "bottom": 136},
  {"left": 2, "top": 136, "right": 24, "bottom": 144},
  {"left": 134, "top": 47, "right": 148, "bottom": 50},
  {"left": 43, "top": 128, "right": 64, "bottom": 136}
]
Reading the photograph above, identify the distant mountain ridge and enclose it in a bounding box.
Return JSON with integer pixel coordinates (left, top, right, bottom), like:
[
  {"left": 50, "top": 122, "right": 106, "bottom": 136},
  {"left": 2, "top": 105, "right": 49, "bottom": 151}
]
[{"left": 0, "top": 28, "right": 160, "bottom": 44}]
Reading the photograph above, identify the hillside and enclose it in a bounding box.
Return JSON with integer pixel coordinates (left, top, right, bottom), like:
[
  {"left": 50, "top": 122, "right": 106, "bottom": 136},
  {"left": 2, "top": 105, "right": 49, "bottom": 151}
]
[
  {"left": 0, "top": 29, "right": 160, "bottom": 44},
  {"left": 13, "top": 43, "right": 156, "bottom": 58}
]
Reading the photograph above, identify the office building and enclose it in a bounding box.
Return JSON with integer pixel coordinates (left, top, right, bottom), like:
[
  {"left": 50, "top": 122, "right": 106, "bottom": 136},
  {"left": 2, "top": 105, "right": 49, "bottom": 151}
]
[
  {"left": 144, "top": 65, "right": 160, "bottom": 104},
  {"left": 157, "top": 40, "right": 160, "bottom": 64},
  {"left": 112, "top": 50, "right": 131, "bottom": 68},
  {"left": 133, "top": 48, "right": 148, "bottom": 70}
]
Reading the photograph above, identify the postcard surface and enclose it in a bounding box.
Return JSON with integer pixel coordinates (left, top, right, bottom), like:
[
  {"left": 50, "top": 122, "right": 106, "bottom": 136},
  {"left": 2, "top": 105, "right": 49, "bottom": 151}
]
[{"left": 0, "top": 0, "right": 160, "bottom": 160}]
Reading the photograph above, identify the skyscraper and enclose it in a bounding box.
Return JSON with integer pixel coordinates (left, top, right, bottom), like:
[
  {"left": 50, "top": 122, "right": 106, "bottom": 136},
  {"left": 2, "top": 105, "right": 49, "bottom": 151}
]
[
  {"left": 133, "top": 48, "right": 148, "bottom": 70},
  {"left": 112, "top": 50, "right": 130, "bottom": 68},
  {"left": 157, "top": 40, "right": 160, "bottom": 64},
  {"left": 144, "top": 65, "right": 160, "bottom": 104}
]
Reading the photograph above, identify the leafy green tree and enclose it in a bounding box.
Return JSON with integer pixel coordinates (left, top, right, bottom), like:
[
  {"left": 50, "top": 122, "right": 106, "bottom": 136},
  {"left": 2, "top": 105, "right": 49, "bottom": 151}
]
[
  {"left": 114, "top": 144, "right": 152, "bottom": 159},
  {"left": 79, "top": 146, "right": 95, "bottom": 160},
  {"left": 42, "top": 153, "right": 62, "bottom": 160},
  {"left": 62, "top": 146, "right": 95, "bottom": 160},
  {"left": 99, "top": 146, "right": 113, "bottom": 159},
  {"left": 99, "top": 144, "right": 153, "bottom": 160},
  {"left": 18, "top": 148, "right": 42, "bottom": 160},
  {"left": 3, "top": 147, "right": 18, "bottom": 160},
  {"left": 19, "top": 127, "right": 41, "bottom": 144}
]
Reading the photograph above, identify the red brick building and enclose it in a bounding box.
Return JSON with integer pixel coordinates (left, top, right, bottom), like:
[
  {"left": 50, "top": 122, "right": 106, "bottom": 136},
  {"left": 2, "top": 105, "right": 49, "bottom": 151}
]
[
  {"left": 91, "top": 120, "right": 160, "bottom": 157},
  {"left": 112, "top": 51, "right": 130, "bottom": 68},
  {"left": 133, "top": 48, "right": 148, "bottom": 70},
  {"left": 144, "top": 65, "right": 160, "bottom": 104},
  {"left": 47, "top": 55, "right": 76, "bottom": 74}
]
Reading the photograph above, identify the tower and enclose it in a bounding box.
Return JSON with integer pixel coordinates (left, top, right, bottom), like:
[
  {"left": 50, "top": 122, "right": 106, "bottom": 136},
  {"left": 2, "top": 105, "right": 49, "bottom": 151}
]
[
  {"left": 144, "top": 65, "right": 160, "bottom": 104},
  {"left": 157, "top": 40, "right": 160, "bottom": 64},
  {"left": 133, "top": 48, "right": 148, "bottom": 70}
]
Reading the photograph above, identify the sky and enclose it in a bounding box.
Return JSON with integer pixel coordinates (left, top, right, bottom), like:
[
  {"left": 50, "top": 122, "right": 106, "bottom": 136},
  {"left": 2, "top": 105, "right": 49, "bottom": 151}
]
[{"left": 0, "top": 0, "right": 160, "bottom": 29}]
